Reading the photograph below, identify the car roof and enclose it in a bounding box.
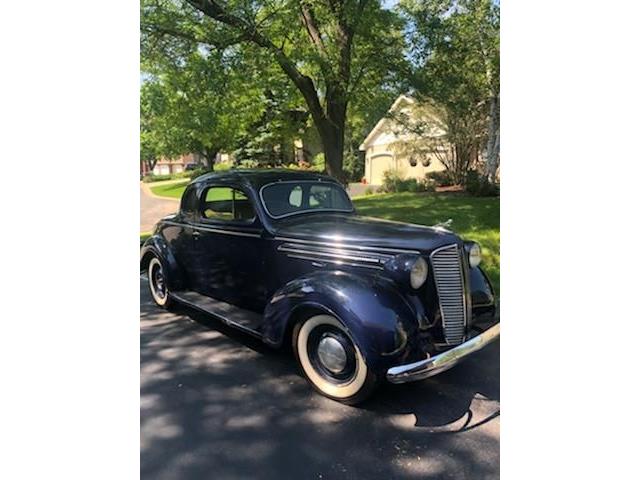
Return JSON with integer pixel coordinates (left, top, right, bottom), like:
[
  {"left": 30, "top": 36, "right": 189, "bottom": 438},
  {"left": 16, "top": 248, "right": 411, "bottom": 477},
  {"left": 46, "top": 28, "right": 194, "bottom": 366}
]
[{"left": 190, "top": 169, "right": 341, "bottom": 190}]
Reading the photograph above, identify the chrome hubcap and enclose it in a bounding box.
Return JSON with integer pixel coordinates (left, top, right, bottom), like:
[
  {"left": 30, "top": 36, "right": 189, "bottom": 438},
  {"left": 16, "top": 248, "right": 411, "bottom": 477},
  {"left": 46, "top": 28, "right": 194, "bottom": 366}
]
[{"left": 317, "top": 336, "right": 348, "bottom": 374}]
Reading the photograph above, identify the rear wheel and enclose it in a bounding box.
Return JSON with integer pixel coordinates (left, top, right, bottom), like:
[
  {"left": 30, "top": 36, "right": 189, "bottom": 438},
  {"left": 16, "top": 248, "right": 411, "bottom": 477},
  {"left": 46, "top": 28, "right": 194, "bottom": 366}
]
[
  {"left": 293, "top": 314, "right": 378, "bottom": 405},
  {"left": 148, "top": 256, "right": 172, "bottom": 309}
]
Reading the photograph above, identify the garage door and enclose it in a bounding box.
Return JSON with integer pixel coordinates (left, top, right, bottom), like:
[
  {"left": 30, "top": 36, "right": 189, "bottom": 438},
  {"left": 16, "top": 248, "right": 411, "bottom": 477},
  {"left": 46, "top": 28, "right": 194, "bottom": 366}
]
[{"left": 370, "top": 154, "right": 394, "bottom": 185}]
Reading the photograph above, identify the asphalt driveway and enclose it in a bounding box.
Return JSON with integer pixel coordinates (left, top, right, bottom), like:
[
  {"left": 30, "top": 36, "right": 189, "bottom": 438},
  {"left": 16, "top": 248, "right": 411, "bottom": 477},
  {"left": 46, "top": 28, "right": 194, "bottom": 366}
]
[
  {"left": 140, "top": 278, "right": 500, "bottom": 479},
  {"left": 140, "top": 183, "right": 179, "bottom": 232}
]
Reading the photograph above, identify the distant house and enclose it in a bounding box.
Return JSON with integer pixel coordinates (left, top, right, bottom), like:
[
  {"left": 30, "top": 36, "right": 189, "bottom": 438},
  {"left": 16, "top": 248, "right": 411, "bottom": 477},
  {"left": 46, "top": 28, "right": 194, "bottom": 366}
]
[
  {"left": 141, "top": 152, "right": 232, "bottom": 176},
  {"left": 359, "top": 95, "right": 448, "bottom": 185}
]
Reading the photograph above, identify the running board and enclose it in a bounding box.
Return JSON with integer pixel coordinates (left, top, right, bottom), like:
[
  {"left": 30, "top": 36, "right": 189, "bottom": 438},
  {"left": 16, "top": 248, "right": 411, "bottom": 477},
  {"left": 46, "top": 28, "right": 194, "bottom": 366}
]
[{"left": 170, "top": 290, "right": 264, "bottom": 338}]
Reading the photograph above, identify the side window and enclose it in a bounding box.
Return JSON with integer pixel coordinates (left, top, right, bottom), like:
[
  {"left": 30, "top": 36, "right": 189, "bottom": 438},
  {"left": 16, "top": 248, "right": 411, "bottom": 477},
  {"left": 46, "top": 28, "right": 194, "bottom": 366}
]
[
  {"left": 201, "top": 186, "right": 256, "bottom": 222},
  {"left": 180, "top": 186, "right": 199, "bottom": 216}
]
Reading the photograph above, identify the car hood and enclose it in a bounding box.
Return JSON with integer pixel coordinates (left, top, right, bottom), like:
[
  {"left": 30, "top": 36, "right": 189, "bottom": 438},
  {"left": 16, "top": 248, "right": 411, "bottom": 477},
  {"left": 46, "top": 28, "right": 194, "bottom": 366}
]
[{"left": 272, "top": 213, "right": 461, "bottom": 253}]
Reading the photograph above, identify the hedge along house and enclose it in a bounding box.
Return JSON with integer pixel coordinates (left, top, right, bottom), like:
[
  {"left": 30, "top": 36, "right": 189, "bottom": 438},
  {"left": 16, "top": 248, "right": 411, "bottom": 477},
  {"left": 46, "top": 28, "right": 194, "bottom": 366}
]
[{"left": 359, "top": 95, "right": 449, "bottom": 185}]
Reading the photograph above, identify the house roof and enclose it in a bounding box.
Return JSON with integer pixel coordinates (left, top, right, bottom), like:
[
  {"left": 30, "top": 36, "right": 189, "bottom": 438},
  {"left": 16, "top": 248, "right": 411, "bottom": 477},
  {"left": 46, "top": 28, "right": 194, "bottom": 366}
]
[{"left": 358, "top": 94, "right": 415, "bottom": 151}]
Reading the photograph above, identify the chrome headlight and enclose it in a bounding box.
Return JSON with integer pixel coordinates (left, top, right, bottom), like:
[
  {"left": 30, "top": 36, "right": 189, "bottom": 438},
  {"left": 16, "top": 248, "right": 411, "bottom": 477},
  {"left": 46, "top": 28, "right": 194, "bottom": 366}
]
[
  {"left": 384, "top": 254, "right": 429, "bottom": 290},
  {"left": 467, "top": 242, "right": 482, "bottom": 268},
  {"left": 410, "top": 256, "right": 428, "bottom": 289}
]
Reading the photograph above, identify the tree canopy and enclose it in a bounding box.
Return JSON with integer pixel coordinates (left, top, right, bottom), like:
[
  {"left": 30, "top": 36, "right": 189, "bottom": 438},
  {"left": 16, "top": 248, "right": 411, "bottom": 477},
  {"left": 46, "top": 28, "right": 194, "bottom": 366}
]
[
  {"left": 140, "top": 0, "right": 499, "bottom": 184},
  {"left": 141, "top": 40, "right": 264, "bottom": 169},
  {"left": 141, "top": 0, "right": 407, "bottom": 181},
  {"left": 400, "top": 0, "right": 500, "bottom": 182}
]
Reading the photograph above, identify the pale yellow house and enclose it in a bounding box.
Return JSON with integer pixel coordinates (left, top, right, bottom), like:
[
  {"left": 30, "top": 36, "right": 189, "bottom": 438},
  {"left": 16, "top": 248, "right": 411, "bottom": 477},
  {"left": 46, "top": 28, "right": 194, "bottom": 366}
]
[{"left": 360, "top": 95, "right": 449, "bottom": 185}]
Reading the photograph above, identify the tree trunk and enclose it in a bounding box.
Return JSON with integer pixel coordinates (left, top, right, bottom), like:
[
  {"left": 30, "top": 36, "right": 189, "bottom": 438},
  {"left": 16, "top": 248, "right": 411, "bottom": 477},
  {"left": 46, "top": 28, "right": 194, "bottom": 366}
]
[
  {"left": 201, "top": 149, "right": 218, "bottom": 171},
  {"left": 484, "top": 95, "right": 500, "bottom": 183},
  {"left": 144, "top": 158, "right": 157, "bottom": 174},
  {"left": 316, "top": 118, "right": 346, "bottom": 183},
  {"left": 314, "top": 82, "right": 347, "bottom": 183}
]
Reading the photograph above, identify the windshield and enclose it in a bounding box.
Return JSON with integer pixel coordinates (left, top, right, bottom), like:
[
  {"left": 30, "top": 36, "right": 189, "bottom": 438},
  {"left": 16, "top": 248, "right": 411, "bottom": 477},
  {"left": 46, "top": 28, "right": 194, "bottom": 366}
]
[{"left": 260, "top": 181, "right": 354, "bottom": 219}]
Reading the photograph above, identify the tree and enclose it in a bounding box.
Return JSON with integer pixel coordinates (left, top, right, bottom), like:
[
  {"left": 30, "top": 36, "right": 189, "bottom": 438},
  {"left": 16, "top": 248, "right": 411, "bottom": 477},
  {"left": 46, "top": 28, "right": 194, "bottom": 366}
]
[
  {"left": 140, "top": 44, "right": 263, "bottom": 170},
  {"left": 343, "top": 60, "right": 408, "bottom": 181},
  {"left": 234, "top": 99, "right": 309, "bottom": 167},
  {"left": 400, "top": 0, "right": 500, "bottom": 182},
  {"left": 232, "top": 57, "right": 312, "bottom": 167},
  {"left": 141, "top": 0, "right": 406, "bottom": 183},
  {"left": 140, "top": 81, "right": 169, "bottom": 173}
]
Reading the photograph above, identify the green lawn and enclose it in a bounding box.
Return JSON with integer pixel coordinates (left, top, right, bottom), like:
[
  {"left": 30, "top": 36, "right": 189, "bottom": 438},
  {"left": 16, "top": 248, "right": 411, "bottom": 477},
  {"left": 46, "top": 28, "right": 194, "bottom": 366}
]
[
  {"left": 150, "top": 181, "right": 189, "bottom": 199},
  {"left": 147, "top": 185, "right": 499, "bottom": 293},
  {"left": 352, "top": 193, "right": 500, "bottom": 294}
]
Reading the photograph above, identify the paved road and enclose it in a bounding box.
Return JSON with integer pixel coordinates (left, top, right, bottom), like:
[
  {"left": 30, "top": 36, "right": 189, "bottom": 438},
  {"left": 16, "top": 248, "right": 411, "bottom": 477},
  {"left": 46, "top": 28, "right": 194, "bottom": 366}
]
[
  {"left": 140, "top": 183, "right": 179, "bottom": 232},
  {"left": 347, "top": 183, "right": 381, "bottom": 197},
  {"left": 141, "top": 278, "right": 500, "bottom": 479}
]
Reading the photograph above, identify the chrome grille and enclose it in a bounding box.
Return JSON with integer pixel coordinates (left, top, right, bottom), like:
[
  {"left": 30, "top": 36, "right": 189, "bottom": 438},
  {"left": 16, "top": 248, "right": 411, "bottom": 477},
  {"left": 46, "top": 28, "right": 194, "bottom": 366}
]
[{"left": 430, "top": 244, "right": 467, "bottom": 345}]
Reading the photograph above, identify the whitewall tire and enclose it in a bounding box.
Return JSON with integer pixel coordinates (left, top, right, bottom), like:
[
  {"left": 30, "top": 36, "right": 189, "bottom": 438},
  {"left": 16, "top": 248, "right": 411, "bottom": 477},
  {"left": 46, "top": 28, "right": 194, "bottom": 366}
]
[
  {"left": 148, "top": 256, "right": 171, "bottom": 309},
  {"left": 293, "top": 314, "right": 378, "bottom": 404}
]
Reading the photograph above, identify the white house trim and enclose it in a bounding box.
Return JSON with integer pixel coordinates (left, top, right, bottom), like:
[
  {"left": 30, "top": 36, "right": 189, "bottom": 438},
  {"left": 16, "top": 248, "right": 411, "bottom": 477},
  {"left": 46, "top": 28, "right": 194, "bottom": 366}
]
[{"left": 358, "top": 95, "right": 415, "bottom": 151}]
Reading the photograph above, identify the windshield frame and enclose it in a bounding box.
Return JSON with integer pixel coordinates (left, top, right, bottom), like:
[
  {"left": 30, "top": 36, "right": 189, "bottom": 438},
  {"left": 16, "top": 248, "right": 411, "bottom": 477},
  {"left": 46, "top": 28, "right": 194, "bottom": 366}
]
[{"left": 259, "top": 180, "right": 355, "bottom": 219}]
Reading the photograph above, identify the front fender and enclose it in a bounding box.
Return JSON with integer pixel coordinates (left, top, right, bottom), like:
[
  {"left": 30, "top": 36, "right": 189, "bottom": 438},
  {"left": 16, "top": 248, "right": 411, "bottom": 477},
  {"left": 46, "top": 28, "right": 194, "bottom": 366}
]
[
  {"left": 469, "top": 266, "right": 495, "bottom": 307},
  {"left": 262, "top": 270, "right": 422, "bottom": 373},
  {"left": 139, "top": 235, "right": 186, "bottom": 291},
  {"left": 469, "top": 265, "right": 497, "bottom": 325}
]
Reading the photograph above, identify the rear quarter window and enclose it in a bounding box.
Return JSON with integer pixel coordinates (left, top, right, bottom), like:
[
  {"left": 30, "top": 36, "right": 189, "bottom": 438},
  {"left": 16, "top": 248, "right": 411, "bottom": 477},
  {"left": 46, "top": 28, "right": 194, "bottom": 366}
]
[{"left": 180, "top": 186, "right": 199, "bottom": 216}]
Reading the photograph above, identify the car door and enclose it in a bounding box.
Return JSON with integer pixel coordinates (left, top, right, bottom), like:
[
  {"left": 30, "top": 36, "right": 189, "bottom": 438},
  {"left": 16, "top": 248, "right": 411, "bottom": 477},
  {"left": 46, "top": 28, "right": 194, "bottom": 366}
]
[
  {"left": 192, "top": 183, "right": 266, "bottom": 312},
  {"left": 169, "top": 184, "right": 200, "bottom": 287}
]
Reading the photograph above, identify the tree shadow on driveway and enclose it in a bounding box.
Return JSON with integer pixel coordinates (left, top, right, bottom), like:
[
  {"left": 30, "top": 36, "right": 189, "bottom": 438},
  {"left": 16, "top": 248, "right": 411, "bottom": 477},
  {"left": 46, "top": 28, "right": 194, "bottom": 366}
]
[{"left": 140, "top": 279, "right": 500, "bottom": 480}]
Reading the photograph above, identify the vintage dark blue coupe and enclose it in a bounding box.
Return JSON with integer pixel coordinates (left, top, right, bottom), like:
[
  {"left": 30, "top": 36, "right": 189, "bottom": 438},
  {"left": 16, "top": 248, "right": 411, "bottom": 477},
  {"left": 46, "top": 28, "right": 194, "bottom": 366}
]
[{"left": 141, "top": 170, "right": 499, "bottom": 404}]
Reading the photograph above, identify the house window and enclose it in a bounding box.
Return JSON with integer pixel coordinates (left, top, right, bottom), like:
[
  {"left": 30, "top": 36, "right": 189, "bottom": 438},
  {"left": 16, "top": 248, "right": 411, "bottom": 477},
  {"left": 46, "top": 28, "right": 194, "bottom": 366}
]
[
  {"left": 409, "top": 157, "right": 417, "bottom": 167},
  {"left": 422, "top": 158, "right": 431, "bottom": 167}
]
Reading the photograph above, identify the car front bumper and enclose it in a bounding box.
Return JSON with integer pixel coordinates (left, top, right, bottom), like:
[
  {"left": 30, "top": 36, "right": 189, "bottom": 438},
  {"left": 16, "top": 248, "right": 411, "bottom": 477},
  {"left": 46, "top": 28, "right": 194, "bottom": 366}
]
[{"left": 386, "top": 323, "right": 500, "bottom": 384}]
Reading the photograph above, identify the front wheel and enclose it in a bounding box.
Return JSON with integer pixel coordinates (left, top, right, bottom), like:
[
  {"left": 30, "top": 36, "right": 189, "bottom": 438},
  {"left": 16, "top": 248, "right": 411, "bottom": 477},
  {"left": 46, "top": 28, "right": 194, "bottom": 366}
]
[
  {"left": 147, "top": 256, "right": 172, "bottom": 309},
  {"left": 293, "top": 314, "right": 378, "bottom": 405}
]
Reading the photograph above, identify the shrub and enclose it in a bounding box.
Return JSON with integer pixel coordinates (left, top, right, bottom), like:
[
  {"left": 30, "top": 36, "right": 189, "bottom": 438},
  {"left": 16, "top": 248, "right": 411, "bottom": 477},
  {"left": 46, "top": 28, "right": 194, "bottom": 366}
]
[
  {"left": 239, "top": 159, "right": 259, "bottom": 169},
  {"left": 381, "top": 170, "right": 404, "bottom": 192},
  {"left": 465, "top": 170, "right": 500, "bottom": 197},
  {"left": 425, "top": 170, "right": 456, "bottom": 187},
  {"left": 405, "top": 178, "right": 421, "bottom": 193},
  {"left": 189, "top": 167, "right": 209, "bottom": 180},
  {"left": 422, "top": 177, "right": 437, "bottom": 193},
  {"left": 142, "top": 170, "right": 196, "bottom": 182},
  {"left": 311, "top": 153, "right": 325, "bottom": 172},
  {"left": 382, "top": 170, "right": 429, "bottom": 193},
  {"left": 215, "top": 162, "right": 233, "bottom": 172},
  {"left": 142, "top": 174, "right": 172, "bottom": 183},
  {"left": 364, "top": 186, "right": 375, "bottom": 196},
  {"left": 285, "top": 161, "right": 315, "bottom": 171}
]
